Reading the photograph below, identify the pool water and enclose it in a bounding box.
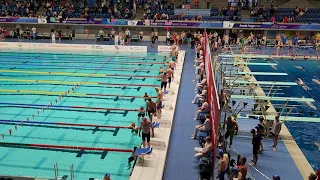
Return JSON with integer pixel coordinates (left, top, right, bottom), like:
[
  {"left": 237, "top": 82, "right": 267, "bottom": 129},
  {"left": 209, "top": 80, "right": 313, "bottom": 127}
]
[
  {"left": 0, "top": 50, "right": 164, "bottom": 179},
  {"left": 247, "top": 57, "right": 320, "bottom": 170}
]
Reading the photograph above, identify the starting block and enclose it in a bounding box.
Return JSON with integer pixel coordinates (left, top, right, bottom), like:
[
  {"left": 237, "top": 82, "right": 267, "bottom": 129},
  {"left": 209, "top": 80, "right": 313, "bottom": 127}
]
[{"left": 134, "top": 146, "right": 153, "bottom": 163}]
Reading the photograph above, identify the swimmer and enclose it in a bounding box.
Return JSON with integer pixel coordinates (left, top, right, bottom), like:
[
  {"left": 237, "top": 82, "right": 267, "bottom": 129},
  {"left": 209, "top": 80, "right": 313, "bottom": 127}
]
[
  {"left": 302, "top": 96, "right": 317, "bottom": 110},
  {"left": 159, "top": 66, "right": 164, "bottom": 75},
  {"left": 312, "top": 79, "right": 320, "bottom": 85},
  {"left": 143, "top": 92, "right": 150, "bottom": 102},
  {"left": 103, "top": 173, "right": 111, "bottom": 180},
  {"left": 127, "top": 146, "right": 138, "bottom": 169},
  {"left": 294, "top": 65, "right": 305, "bottom": 71},
  {"left": 128, "top": 122, "right": 138, "bottom": 135},
  {"left": 163, "top": 56, "right": 167, "bottom": 63},
  {"left": 314, "top": 141, "right": 320, "bottom": 150},
  {"left": 298, "top": 78, "right": 310, "bottom": 90},
  {"left": 137, "top": 107, "right": 146, "bottom": 121}
]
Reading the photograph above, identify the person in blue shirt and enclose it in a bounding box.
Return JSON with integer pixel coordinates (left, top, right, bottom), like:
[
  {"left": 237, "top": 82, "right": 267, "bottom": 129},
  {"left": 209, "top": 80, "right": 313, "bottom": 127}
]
[
  {"left": 293, "top": 35, "right": 299, "bottom": 48},
  {"left": 281, "top": 34, "right": 287, "bottom": 47}
]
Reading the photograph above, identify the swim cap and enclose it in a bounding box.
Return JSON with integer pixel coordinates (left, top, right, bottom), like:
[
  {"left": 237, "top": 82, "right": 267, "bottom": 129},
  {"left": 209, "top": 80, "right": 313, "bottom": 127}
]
[
  {"left": 273, "top": 175, "right": 280, "bottom": 180},
  {"left": 105, "top": 173, "right": 110, "bottom": 177},
  {"left": 140, "top": 107, "right": 144, "bottom": 110},
  {"left": 143, "top": 118, "right": 148, "bottom": 122}
]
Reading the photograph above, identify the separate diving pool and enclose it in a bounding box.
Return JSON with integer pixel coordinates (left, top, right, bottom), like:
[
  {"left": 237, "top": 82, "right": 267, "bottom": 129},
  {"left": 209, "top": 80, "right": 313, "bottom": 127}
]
[
  {"left": 245, "top": 57, "right": 320, "bottom": 170},
  {"left": 0, "top": 50, "right": 163, "bottom": 179}
]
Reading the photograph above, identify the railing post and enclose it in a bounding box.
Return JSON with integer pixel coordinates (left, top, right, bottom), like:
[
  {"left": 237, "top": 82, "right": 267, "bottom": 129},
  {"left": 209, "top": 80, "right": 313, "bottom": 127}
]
[
  {"left": 70, "top": 164, "right": 75, "bottom": 180},
  {"left": 54, "top": 163, "right": 59, "bottom": 180}
]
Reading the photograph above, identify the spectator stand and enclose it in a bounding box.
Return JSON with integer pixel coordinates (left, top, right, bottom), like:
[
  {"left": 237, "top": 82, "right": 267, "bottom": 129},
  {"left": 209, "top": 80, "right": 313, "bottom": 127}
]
[{"left": 172, "top": 8, "right": 242, "bottom": 21}]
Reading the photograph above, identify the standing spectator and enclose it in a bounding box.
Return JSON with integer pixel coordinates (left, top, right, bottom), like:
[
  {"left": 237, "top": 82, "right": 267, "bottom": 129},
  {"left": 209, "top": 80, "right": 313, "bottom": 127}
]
[
  {"left": 32, "top": 26, "right": 36, "bottom": 40},
  {"left": 250, "top": 128, "right": 261, "bottom": 166},
  {"left": 98, "top": 29, "right": 104, "bottom": 41},
  {"left": 84, "top": 28, "right": 89, "bottom": 42},
  {"left": 166, "top": 30, "right": 171, "bottom": 46},
  {"left": 271, "top": 115, "right": 283, "bottom": 151},
  {"left": 51, "top": 31, "right": 56, "bottom": 43},
  {"left": 115, "top": 33, "right": 119, "bottom": 45},
  {"left": 25, "top": 27, "right": 31, "bottom": 40},
  {"left": 16, "top": 24, "right": 21, "bottom": 41},
  {"left": 125, "top": 28, "right": 131, "bottom": 44},
  {"left": 139, "top": 30, "right": 143, "bottom": 42},
  {"left": 71, "top": 27, "right": 75, "bottom": 41},
  {"left": 58, "top": 29, "right": 62, "bottom": 42}
]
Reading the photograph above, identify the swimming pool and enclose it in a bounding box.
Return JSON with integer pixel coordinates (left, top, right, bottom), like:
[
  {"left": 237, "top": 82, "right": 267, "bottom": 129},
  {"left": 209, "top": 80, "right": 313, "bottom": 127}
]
[
  {"left": 245, "top": 56, "right": 320, "bottom": 170},
  {"left": 0, "top": 50, "right": 163, "bottom": 179}
]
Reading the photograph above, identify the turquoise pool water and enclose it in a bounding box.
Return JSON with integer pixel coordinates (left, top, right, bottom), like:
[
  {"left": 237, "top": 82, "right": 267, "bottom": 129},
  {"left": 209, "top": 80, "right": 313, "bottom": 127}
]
[{"left": 0, "top": 50, "right": 163, "bottom": 179}]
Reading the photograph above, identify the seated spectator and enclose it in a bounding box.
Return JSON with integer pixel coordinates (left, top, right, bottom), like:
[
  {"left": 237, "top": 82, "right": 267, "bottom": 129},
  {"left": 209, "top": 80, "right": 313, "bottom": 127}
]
[
  {"left": 270, "top": 15, "right": 276, "bottom": 23},
  {"left": 191, "top": 114, "right": 211, "bottom": 138},
  {"left": 283, "top": 16, "right": 288, "bottom": 23},
  {"left": 193, "top": 136, "right": 212, "bottom": 159},
  {"left": 194, "top": 100, "right": 210, "bottom": 120}
]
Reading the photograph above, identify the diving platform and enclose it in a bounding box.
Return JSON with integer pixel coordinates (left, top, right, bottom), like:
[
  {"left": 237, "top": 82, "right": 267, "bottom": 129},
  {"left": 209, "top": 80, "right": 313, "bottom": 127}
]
[
  {"left": 222, "top": 62, "right": 278, "bottom": 66},
  {"left": 237, "top": 113, "right": 320, "bottom": 123},
  {"left": 227, "top": 80, "right": 298, "bottom": 86},
  {"left": 231, "top": 94, "right": 315, "bottom": 102}
]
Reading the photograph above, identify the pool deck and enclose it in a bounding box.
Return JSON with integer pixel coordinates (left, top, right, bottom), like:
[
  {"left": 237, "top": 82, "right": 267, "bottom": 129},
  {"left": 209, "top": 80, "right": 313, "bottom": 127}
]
[{"left": 219, "top": 50, "right": 315, "bottom": 179}]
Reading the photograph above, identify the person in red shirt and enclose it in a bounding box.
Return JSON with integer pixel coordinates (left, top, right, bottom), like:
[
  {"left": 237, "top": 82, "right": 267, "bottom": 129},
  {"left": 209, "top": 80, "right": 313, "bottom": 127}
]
[
  {"left": 317, "top": 168, "right": 320, "bottom": 180},
  {"left": 283, "top": 16, "right": 288, "bottom": 23}
]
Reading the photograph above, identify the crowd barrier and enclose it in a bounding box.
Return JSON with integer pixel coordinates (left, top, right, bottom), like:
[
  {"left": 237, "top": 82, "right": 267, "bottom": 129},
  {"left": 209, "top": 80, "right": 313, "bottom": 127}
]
[
  {"left": 203, "top": 30, "right": 220, "bottom": 171},
  {"left": 0, "top": 42, "right": 148, "bottom": 53}
]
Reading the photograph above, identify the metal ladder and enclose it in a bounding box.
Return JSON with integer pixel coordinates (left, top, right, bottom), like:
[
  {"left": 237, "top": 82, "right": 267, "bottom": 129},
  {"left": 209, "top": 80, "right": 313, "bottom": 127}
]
[{"left": 54, "top": 163, "right": 75, "bottom": 180}]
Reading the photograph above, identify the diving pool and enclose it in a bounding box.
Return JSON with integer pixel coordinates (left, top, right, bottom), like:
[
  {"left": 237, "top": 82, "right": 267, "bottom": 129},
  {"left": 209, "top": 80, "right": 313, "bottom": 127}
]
[
  {"left": 0, "top": 50, "right": 164, "bottom": 179},
  {"left": 246, "top": 56, "right": 320, "bottom": 170}
]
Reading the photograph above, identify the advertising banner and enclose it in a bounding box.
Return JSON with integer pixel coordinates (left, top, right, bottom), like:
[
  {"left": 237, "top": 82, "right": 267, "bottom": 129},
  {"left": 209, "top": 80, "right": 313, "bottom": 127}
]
[
  {"left": 0, "top": 42, "right": 147, "bottom": 53},
  {"left": 157, "top": 46, "right": 172, "bottom": 52},
  {"left": 0, "top": 17, "right": 38, "bottom": 23},
  {"left": 203, "top": 30, "right": 220, "bottom": 172}
]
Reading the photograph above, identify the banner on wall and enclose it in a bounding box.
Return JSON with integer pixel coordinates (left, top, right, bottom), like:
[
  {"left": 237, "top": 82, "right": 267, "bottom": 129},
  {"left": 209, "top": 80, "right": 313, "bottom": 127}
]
[
  {"left": 203, "top": 30, "right": 220, "bottom": 172},
  {"left": 157, "top": 46, "right": 172, "bottom": 52},
  {"left": 0, "top": 42, "right": 147, "bottom": 53}
]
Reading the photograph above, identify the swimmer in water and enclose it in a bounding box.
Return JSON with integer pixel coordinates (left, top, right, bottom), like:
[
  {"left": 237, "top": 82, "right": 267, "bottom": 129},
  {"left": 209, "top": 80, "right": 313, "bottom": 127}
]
[
  {"left": 312, "top": 79, "right": 320, "bottom": 85},
  {"left": 314, "top": 141, "right": 320, "bottom": 150},
  {"left": 298, "top": 78, "right": 311, "bottom": 90},
  {"left": 137, "top": 107, "right": 146, "bottom": 121},
  {"left": 128, "top": 122, "right": 138, "bottom": 135},
  {"left": 143, "top": 92, "right": 150, "bottom": 102},
  {"left": 159, "top": 66, "right": 164, "bottom": 75},
  {"left": 294, "top": 65, "right": 305, "bottom": 71}
]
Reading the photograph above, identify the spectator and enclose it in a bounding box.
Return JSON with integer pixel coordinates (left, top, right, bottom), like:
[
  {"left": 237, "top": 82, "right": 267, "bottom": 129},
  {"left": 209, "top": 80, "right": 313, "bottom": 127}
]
[
  {"left": 270, "top": 15, "right": 276, "bottom": 23},
  {"left": 192, "top": 85, "right": 207, "bottom": 104},
  {"left": 283, "top": 16, "right": 288, "bottom": 23},
  {"left": 250, "top": 128, "right": 261, "bottom": 166},
  {"left": 58, "top": 29, "right": 62, "bottom": 42},
  {"left": 98, "top": 29, "right": 104, "bottom": 41},
  {"left": 191, "top": 114, "right": 211, "bottom": 139},
  {"left": 194, "top": 136, "right": 212, "bottom": 159},
  {"left": 308, "top": 173, "right": 317, "bottom": 180},
  {"left": 316, "top": 168, "right": 320, "bottom": 179},
  {"left": 32, "top": 26, "right": 36, "bottom": 40},
  {"left": 271, "top": 115, "right": 283, "bottom": 151}
]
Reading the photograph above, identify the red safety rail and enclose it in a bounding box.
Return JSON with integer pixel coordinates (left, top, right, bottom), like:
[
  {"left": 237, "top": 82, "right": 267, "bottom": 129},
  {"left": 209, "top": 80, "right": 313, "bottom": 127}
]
[
  {"left": 0, "top": 142, "right": 133, "bottom": 152},
  {"left": 203, "top": 30, "right": 220, "bottom": 172}
]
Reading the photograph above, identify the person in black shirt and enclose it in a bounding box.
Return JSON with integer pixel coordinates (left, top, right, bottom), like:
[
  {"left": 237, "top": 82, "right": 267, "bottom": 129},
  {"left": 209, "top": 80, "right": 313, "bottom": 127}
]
[
  {"left": 250, "top": 128, "right": 261, "bottom": 166},
  {"left": 187, "top": 31, "right": 192, "bottom": 45},
  {"left": 190, "top": 36, "right": 195, "bottom": 49},
  {"left": 25, "top": 27, "right": 31, "bottom": 40},
  {"left": 257, "top": 34, "right": 262, "bottom": 49},
  {"left": 151, "top": 35, "right": 156, "bottom": 47}
]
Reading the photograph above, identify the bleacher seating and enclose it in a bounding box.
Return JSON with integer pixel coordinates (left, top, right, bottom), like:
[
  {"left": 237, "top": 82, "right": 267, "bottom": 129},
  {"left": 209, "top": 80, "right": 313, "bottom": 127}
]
[
  {"left": 262, "top": 8, "right": 320, "bottom": 23},
  {"left": 171, "top": 8, "right": 242, "bottom": 21}
]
